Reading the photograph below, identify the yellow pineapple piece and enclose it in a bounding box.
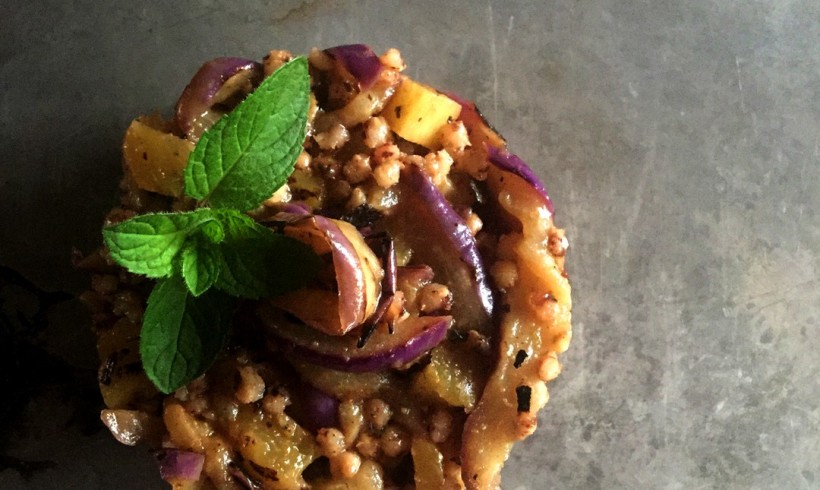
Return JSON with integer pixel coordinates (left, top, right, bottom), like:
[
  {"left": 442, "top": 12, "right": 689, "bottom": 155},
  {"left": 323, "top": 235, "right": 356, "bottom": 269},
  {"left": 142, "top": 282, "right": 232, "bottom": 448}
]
[
  {"left": 381, "top": 78, "right": 461, "bottom": 149},
  {"left": 123, "top": 117, "right": 193, "bottom": 197}
]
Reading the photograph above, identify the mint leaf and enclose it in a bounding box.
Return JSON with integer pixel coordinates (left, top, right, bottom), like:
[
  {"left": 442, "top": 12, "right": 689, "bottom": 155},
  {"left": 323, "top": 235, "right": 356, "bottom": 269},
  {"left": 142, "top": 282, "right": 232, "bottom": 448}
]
[
  {"left": 181, "top": 236, "right": 220, "bottom": 296},
  {"left": 140, "top": 275, "right": 234, "bottom": 394},
  {"left": 184, "top": 57, "right": 310, "bottom": 211},
  {"left": 214, "top": 211, "right": 322, "bottom": 299},
  {"left": 199, "top": 219, "right": 225, "bottom": 243},
  {"left": 103, "top": 210, "right": 217, "bottom": 278}
]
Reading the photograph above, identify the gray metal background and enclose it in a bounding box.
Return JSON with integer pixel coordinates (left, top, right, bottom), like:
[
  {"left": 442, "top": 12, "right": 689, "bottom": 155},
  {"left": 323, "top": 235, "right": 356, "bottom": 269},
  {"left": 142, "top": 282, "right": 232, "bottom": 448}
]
[{"left": 1, "top": 1, "right": 818, "bottom": 488}]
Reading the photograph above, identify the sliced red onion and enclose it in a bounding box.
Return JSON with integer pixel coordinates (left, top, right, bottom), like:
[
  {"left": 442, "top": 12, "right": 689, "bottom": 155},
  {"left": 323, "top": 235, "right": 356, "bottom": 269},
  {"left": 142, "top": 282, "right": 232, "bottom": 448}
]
[
  {"left": 260, "top": 306, "right": 452, "bottom": 372},
  {"left": 324, "top": 44, "right": 383, "bottom": 89},
  {"left": 281, "top": 202, "right": 311, "bottom": 215},
  {"left": 175, "top": 57, "right": 262, "bottom": 140},
  {"left": 449, "top": 93, "right": 556, "bottom": 216},
  {"left": 358, "top": 233, "right": 397, "bottom": 346},
  {"left": 487, "top": 145, "right": 554, "bottom": 216},
  {"left": 100, "top": 409, "right": 162, "bottom": 447},
  {"left": 383, "top": 165, "right": 493, "bottom": 334},
  {"left": 298, "top": 383, "right": 340, "bottom": 432},
  {"left": 158, "top": 449, "right": 204, "bottom": 482},
  {"left": 272, "top": 215, "right": 382, "bottom": 336},
  {"left": 396, "top": 265, "right": 435, "bottom": 286},
  {"left": 447, "top": 92, "right": 506, "bottom": 149}
]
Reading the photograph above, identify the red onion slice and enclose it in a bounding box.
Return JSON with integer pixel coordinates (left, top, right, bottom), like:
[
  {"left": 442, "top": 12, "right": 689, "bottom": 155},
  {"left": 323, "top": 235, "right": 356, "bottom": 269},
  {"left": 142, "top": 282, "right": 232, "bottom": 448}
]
[
  {"left": 396, "top": 265, "right": 435, "bottom": 286},
  {"left": 486, "top": 145, "right": 554, "bottom": 216},
  {"left": 358, "top": 233, "right": 397, "bottom": 347},
  {"left": 272, "top": 215, "right": 382, "bottom": 336},
  {"left": 158, "top": 449, "right": 204, "bottom": 482},
  {"left": 448, "top": 93, "right": 506, "bottom": 149},
  {"left": 174, "top": 57, "right": 262, "bottom": 140},
  {"left": 292, "top": 382, "right": 340, "bottom": 432},
  {"left": 324, "top": 44, "right": 383, "bottom": 89},
  {"left": 260, "top": 306, "right": 452, "bottom": 372},
  {"left": 382, "top": 165, "right": 493, "bottom": 334},
  {"left": 450, "top": 92, "right": 556, "bottom": 216}
]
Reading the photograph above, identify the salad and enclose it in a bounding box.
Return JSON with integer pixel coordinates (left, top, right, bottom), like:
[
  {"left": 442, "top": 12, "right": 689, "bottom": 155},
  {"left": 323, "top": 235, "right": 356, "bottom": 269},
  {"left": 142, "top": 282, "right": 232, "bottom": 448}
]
[{"left": 78, "top": 44, "right": 572, "bottom": 489}]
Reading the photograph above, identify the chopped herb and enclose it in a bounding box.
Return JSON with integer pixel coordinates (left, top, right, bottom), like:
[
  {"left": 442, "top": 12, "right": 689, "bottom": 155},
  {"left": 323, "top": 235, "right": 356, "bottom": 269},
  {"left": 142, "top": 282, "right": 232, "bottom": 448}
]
[
  {"left": 513, "top": 349, "right": 528, "bottom": 369},
  {"left": 515, "top": 385, "right": 532, "bottom": 412}
]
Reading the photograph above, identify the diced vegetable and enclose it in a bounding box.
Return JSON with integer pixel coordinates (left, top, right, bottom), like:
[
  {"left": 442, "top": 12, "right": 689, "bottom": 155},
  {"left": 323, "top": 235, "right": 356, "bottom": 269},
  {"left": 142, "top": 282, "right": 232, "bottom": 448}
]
[
  {"left": 382, "top": 165, "right": 493, "bottom": 334},
  {"left": 271, "top": 215, "right": 383, "bottom": 336},
  {"left": 100, "top": 409, "right": 163, "bottom": 447},
  {"left": 233, "top": 405, "right": 320, "bottom": 489},
  {"left": 158, "top": 449, "right": 205, "bottom": 482},
  {"left": 324, "top": 44, "right": 383, "bottom": 89},
  {"left": 96, "top": 318, "right": 158, "bottom": 408},
  {"left": 411, "top": 438, "right": 445, "bottom": 489},
  {"left": 122, "top": 118, "right": 194, "bottom": 197},
  {"left": 313, "top": 460, "right": 384, "bottom": 490},
  {"left": 487, "top": 145, "right": 554, "bottom": 216},
  {"left": 260, "top": 306, "right": 452, "bottom": 372},
  {"left": 381, "top": 78, "right": 461, "bottom": 148},
  {"left": 174, "top": 57, "right": 262, "bottom": 140},
  {"left": 332, "top": 80, "right": 398, "bottom": 128},
  {"left": 289, "top": 356, "right": 390, "bottom": 399},
  {"left": 412, "top": 341, "right": 488, "bottom": 411},
  {"left": 461, "top": 153, "right": 571, "bottom": 488}
]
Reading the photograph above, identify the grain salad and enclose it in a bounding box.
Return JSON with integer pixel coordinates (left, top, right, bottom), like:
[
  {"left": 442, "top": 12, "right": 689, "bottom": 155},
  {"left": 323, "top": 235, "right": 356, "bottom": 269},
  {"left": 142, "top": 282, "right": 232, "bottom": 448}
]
[{"left": 78, "top": 44, "right": 572, "bottom": 490}]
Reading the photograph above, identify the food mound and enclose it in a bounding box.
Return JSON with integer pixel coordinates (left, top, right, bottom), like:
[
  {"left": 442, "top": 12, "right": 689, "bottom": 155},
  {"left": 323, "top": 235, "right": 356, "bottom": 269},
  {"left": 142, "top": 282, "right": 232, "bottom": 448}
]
[{"left": 79, "top": 45, "right": 571, "bottom": 489}]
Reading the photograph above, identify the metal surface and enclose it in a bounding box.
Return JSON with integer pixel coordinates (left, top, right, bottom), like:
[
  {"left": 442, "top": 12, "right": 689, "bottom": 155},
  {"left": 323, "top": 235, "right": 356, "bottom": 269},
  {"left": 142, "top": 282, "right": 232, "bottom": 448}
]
[{"left": 1, "top": 1, "right": 818, "bottom": 488}]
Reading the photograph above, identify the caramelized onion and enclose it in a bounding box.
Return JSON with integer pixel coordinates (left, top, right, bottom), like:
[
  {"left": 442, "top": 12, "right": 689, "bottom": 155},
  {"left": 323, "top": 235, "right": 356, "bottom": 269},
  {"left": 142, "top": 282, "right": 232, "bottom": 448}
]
[
  {"left": 382, "top": 165, "right": 493, "bottom": 334},
  {"left": 260, "top": 306, "right": 452, "bottom": 373},
  {"left": 174, "top": 57, "right": 262, "bottom": 140},
  {"left": 324, "top": 44, "right": 383, "bottom": 89},
  {"left": 270, "top": 214, "right": 382, "bottom": 336},
  {"left": 158, "top": 449, "right": 204, "bottom": 482},
  {"left": 486, "top": 145, "right": 554, "bottom": 216}
]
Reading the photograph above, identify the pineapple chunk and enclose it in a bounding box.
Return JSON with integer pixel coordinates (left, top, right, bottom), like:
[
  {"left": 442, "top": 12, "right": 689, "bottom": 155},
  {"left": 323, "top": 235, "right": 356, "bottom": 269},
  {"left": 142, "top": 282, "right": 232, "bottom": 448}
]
[
  {"left": 412, "top": 341, "right": 488, "bottom": 411},
  {"left": 381, "top": 78, "right": 461, "bottom": 149},
  {"left": 411, "top": 438, "right": 445, "bottom": 489},
  {"left": 234, "top": 406, "right": 320, "bottom": 489},
  {"left": 123, "top": 118, "right": 194, "bottom": 197}
]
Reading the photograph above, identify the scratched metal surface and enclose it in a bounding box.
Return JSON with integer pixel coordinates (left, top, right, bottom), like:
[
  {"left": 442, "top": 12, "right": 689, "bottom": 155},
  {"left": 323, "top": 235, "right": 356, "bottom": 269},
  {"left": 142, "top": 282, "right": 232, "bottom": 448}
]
[{"left": 1, "top": 1, "right": 819, "bottom": 489}]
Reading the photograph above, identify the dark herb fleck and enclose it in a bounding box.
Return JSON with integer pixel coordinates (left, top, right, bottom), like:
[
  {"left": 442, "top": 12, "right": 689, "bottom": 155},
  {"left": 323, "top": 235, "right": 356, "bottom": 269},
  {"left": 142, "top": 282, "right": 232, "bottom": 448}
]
[
  {"left": 513, "top": 349, "right": 528, "bottom": 369},
  {"left": 340, "top": 204, "right": 383, "bottom": 229},
  {"left": 515, "top": 385, "right": 532, "bottom": 412}
]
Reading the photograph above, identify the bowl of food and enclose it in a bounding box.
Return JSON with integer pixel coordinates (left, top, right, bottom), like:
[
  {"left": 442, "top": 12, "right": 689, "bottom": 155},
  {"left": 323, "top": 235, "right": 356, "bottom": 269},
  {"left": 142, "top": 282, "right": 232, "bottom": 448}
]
[{"left": 78, "top": 43, "right": 571, "bottom": 489}]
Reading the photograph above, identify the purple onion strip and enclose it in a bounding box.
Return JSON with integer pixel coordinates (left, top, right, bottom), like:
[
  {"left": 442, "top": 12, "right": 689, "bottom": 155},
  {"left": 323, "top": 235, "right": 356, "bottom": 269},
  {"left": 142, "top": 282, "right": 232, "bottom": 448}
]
[
  {"left": 158, "top": 449, "right": 204, "bottom": 482},
  {"left": 486, "top": 145, "right": 555, "bottom": 216},
  {"left": 358, "top": 233, "right": 397, "bottom": 347},
  {"left": 324, "top": 44, "right": 383, "bottom": 89},
  {"left": 175, "top": 57, "right": 262, "bottom": 138}
]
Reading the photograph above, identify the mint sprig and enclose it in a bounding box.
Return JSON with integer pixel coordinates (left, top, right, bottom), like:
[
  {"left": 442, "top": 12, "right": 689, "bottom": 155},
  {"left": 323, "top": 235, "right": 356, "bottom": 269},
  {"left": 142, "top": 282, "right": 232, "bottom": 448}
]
[
  {"left": 140, "top": 275, "right": 234, "bottom": 394},
  {"left": 103, "top": 57, "right": 317, "bottom": 393},
  {"left": 102, "top": 209, "right": 217, "bottom": 278},
  {"left": 184, "top": 57, "right": 310, "bottom": 211}
]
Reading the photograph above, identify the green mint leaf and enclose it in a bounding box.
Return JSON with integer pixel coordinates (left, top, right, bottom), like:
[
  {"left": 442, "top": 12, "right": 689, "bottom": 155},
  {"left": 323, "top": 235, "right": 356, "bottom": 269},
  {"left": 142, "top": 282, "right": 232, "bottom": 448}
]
[
  {"left": 103, "top": 209, "right": 217, "bottom": 278},
  {"left": 213, "top": 210, "right": 322, "bottom": 299},
  {"left": 140, "top": 275, "right": 235, "bottom": 394},
  {"left": 199, "top": 219, "right": 225, "bottom": 243},
  {"left": 184, "top": 57, "right": 310, "bottom": 212},
  {"left": 181, "top": 236, "right": 221, "bottom": 296}
]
